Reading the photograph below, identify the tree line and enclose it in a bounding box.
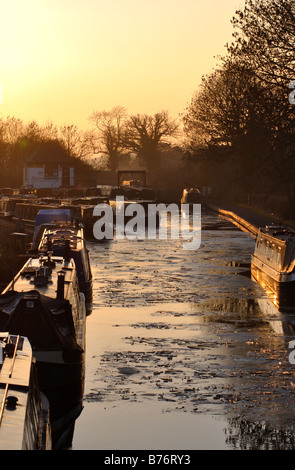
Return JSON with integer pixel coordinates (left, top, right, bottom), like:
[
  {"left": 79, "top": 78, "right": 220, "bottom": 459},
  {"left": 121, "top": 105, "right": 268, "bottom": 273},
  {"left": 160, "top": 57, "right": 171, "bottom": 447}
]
[
  {"left": 0, "top": 118, "right": 93, "bottom": 185},
  {"left": 182, "top": 0, "right": 295, "bottom": 217},
  {"left": 0, "top": 109, "right": 180, "bottom": 187}
]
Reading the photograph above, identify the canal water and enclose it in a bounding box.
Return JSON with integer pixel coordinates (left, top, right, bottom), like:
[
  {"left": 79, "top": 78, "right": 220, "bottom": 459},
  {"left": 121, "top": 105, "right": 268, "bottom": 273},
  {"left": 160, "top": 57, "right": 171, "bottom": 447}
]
[{"left": 72, "top": 211, "right": 295, "bottom": 450}]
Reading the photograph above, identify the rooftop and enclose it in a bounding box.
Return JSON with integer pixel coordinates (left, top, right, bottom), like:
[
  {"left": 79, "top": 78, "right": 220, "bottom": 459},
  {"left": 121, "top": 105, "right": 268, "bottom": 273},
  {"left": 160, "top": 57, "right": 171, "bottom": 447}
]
[{"left": 26, "top": 140, "right": 74, "bottom": 164}]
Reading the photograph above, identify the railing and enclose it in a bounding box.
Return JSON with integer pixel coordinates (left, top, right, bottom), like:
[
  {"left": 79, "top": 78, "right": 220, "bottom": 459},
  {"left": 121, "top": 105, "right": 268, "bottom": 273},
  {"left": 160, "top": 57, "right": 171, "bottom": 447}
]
[{"left": 0, "top": 335, "right": 20, "bottom": 426}]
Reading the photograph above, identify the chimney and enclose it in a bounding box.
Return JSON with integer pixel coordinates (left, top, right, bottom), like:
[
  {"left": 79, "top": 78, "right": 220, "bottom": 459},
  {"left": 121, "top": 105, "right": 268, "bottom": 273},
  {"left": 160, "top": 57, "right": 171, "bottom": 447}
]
[{"left": 57, "top": 271, "right": 65, "bottom": 299}]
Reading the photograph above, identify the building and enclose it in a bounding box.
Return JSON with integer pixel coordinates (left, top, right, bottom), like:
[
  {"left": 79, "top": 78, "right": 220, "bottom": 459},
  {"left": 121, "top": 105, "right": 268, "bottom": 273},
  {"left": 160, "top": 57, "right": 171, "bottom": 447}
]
[{"left": 23, "top": 141, "right": 75, "bottom": 189}]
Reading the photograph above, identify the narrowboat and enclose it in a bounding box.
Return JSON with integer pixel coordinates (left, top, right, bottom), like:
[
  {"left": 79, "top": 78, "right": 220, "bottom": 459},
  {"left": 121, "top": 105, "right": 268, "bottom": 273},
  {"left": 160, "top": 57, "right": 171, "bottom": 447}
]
[
  {"left": 0, "top": 195, "right": 37, "bottom": 219},
  {"left": 31, "top": 208, "right": 72, "bottom": 250},
  {"left": 0, "top": 197, "right": 23, "bottom": 218},
  {"left": 0, "top": 254, "right": 86, "bottom": 449},
  {"left": 0, "top": 332, "right": 51, "bottom": 450},
  {"left": 251, "top": 225, "right": 295, "bottom": 309},
  {"left": 60, "top": 196, "right": 105, "bottom": 206},
  {"left": 38, "top": 224, "right": 93, "bottom": 312},
  {"left": 181, "top": 187, "right": 202, "bottom": 207},
  {"left": 79, "top": 205, "right": 98, "bottom": 239},
  {"left": 60, "top": 197, "right": 107, "bottom": 238},
  {"left": 13, "top": 201, "right": 61, "bottom": 230},
  {"left": 14, "top": 201, "right": 95, "bottom": 239},
  {"left": 108, "top": 185, "right": 159, "bottom": 229}
]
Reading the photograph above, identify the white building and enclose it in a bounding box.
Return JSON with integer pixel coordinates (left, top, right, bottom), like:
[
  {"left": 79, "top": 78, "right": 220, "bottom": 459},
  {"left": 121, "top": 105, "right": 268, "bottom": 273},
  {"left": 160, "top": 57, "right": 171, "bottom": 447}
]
[{"left": 23, "top": 141, "right": 75, "bottom": 189}]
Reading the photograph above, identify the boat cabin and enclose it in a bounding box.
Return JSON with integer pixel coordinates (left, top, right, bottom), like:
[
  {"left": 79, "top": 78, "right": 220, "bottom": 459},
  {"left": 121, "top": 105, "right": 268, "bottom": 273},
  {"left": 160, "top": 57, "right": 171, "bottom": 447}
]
[
  {"left": 253, "top": 226, "right": 295, "bottom": 273},
  {"left": 251, "top": 225, "right": 295, "bottom": 308}
]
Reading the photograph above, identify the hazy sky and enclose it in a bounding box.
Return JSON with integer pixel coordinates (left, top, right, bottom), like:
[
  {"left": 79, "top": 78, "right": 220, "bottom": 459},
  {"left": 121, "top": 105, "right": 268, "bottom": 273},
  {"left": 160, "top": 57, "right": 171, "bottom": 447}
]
[{"left": 0, "top": 0, "right": 243, "bottom": 130}]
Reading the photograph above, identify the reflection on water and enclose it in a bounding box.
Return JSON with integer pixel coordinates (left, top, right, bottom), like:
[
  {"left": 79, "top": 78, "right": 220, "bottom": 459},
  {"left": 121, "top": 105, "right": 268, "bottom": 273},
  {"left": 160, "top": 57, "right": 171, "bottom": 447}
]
[
  {"left": 75, "top": 402, "right": 229, "bottom": 450},
  {"left": 72, "top": 212, "right": 295, "bottom": 450},
  {"left": 225, "top": 417, "right": 295, "bottom": 450}
]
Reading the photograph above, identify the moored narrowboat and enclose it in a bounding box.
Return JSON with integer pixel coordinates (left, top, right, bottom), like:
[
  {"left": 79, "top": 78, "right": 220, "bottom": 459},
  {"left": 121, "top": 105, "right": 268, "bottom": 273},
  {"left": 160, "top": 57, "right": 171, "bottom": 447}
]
[
  {"left": 31, "top": 208, "right": 72, "bottom": 250},
  {"left": 0, "top": 332, "right": 51, "bottom": 450},
  {"left": 0, "top": 197, "right": 26, "bottom": 218},
  {"left": 14, "top": 201, "right": 96, "bottom": 239},
  {"left": 181, "top": 187, "right": 202, "bottom": 209},
  {"left": 251, "top": 225, "right": 295, "bottom": 309},
  {"left": 108, "top": 185, "right": 159, "bottom": 229},
  {"left": 38, "top": 224, "right": 93, "bottom": 313},
  {"left": 0, "top": 254, "right": 86, "bottom": 449}
]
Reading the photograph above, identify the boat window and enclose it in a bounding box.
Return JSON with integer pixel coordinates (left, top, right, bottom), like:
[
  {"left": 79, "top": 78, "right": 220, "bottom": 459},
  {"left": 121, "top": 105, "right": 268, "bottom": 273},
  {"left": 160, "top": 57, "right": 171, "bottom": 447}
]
[
  {"left": 276, "top": 247, "right": 281, "bottom": 265},
  {"left": 265, "top": 241, "right": 272, "bottom": 261},
  {"left": 256, "top": 237, "right": 263, "bottom": 252},
  {"left": 267, "top": 243, "right": 274, "bottom": 262}
]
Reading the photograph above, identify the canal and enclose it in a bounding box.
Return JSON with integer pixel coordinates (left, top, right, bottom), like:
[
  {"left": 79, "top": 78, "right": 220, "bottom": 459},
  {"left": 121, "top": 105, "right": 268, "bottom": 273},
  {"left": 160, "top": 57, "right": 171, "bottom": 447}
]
[{"left": 70, "top": 210, "right": 295, "bottom": 450}]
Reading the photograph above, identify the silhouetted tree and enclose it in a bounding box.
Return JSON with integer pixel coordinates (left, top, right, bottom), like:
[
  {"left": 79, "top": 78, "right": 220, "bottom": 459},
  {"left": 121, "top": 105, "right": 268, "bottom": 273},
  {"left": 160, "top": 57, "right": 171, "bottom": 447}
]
[
  {"left": 123, "top": 111, "right": 179, "bottom": 171},
  {"left": 88, "top": 106, "right": 127, "bottom": 172},
  {"left": 228, "top": 0, "right": 295, "bottom": 88},
  {"left": 182, "top": 0, "right": 295, "bottom": 209},
  {"left": 225, "top": 0, "right": 295, "bottom": 214},
  {"left": 59, "top": 124, "right": 91, "bottom": 160},
  {"left": 182, "top": 61, "right": 277, "bottom": 188}
]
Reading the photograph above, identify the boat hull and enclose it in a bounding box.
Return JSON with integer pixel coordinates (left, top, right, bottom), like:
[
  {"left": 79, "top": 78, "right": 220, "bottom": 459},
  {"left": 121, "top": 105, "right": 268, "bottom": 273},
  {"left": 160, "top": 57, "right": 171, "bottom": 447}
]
[
  {"left": 251, "top": 255, "right": 295, "bottom": 309},
  {"left": 35, "top": 352, "right": 84, "bottom": 449}
]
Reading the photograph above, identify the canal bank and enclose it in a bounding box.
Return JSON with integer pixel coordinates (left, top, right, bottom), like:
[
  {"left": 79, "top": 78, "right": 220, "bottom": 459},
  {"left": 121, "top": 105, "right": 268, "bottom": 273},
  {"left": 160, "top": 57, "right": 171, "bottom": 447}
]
[{"left": 207, "top": 202, "right": 292, "bottom": 237}]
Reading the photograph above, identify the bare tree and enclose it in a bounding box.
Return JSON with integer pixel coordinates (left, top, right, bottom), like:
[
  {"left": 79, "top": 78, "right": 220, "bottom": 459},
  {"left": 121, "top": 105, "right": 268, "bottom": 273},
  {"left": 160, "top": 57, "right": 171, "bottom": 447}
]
[
  {"left": 222, "top": 0, "right": 295, "bottom": 213},
  {"left": 88, "top": 106, "right": 127, "bottom": 172},
  {"left": 183, "top": 62, "right": 273, "bottom": 150},
  {"left": 59, "top": 124, "right": 91, "bottom": 160},
  {"left": 182, "top": 59, "right": 286, "bottom": 194},
  {"left": 227, "top": 0, "right": 295, "bottom": 88},
  {"left": 123, "top": 111, "right": 179, "bottom": 170}
]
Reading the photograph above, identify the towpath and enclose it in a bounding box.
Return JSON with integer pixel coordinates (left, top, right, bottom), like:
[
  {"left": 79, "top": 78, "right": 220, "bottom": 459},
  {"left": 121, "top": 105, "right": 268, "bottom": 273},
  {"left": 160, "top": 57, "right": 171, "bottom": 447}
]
[{"left": 207, "top": 202, "right": 287, "bottom": 236}]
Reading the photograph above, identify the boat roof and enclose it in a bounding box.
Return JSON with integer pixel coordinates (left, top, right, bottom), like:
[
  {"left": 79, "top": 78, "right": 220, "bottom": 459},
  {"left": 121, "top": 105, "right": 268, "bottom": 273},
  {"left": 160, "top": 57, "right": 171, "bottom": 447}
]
[
  {"left": 258, "top": 225, "right": 295, "bottom": 244},
  {"left": 0, "top": 334, "right": 32, "bottom": 387},
  {"left": 255, "top": 226, "right": 295, "bottom": 272},
  {"left": 0, "top": 334, "right": 33, "bottom": 450},
  {"left": 35, "top": 209, "right": 72, "bottom": 227},
  {"left": 2, "top": 256, "right": 76, "bottom": 302},
  {"left": 39, "top": 226, "right": 84, "bottom": 253},
  {"left": 183, "top": 187, "right": 200, "bottom": 193}
]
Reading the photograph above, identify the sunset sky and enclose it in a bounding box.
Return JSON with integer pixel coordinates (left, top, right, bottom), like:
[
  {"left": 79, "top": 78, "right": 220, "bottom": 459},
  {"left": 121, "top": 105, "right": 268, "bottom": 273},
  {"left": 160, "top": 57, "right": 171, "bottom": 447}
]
[{"left": 0, "top": 0, "right": 243, "bottom": 130}]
